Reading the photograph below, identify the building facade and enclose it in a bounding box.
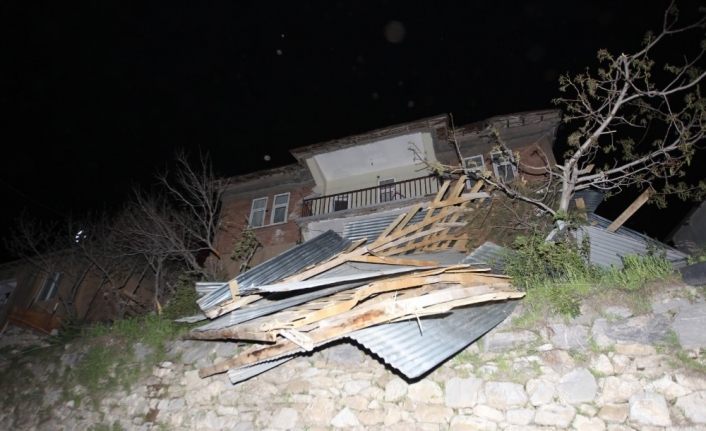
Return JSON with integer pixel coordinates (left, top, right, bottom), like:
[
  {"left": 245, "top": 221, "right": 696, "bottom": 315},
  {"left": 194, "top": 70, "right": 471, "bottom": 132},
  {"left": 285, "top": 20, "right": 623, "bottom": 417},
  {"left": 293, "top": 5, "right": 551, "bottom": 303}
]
[{"left": 215, "top": 109, "right": 561, "bottom": 276}]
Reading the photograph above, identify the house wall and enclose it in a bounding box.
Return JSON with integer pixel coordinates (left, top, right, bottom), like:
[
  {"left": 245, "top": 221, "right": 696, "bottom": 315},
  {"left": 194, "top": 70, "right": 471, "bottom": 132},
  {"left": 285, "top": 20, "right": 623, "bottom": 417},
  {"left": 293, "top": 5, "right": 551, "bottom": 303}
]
[
  {"left": 215, "top": 110, "right": 561, "bottom": 279},
  {"left": 2, "top": 253, "right": 158, "bottom": 333},
  {"left": 215, "top": 166, "right": 315, "bottom": 277},
  {"left": 307, "top": 132, "right": 438, "bottom": 196},
  {"left": 292, "top": 115, "right": 450, "bottom": 194},
  {"left": 455, "top": 109, "right": 560, "bottom": 180}
]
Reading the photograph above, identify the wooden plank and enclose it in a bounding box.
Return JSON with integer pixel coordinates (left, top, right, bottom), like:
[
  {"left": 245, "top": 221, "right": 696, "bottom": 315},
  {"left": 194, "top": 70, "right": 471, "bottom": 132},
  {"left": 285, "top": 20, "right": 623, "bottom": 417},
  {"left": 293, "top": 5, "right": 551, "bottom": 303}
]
[
  {"left": 190, "top": 325, "right": 278, "bottom": 342},
  {"left": 343, "top": 238, "right": 368, "bottom": 253},
  {"left": 425, "top": 196, "right": 472, "bottom": 250},
  {"left": 258, "top": 265, "right": 434, "bottom": 293},
  {"left": 607, "top": 189, "right": 652, "bottom": 232},
  {"left": 203, "top": 294, "right": 262, "bottom": 319},
  {"left": 575, "top": 197, "right": 586, "bottom": 211},
  {"left": 369, "top": 207, "right": 461, "bottom": 249},
  {"left": 283, "top": 245, "right": 370, "bottom": 282},
  {"left": 347, "top": 255, "right": 439, "bottom": 267},
  {"left": 267, "top": 270, "right": 505, "bottom": 330},
  {"left": 228, "top": 279, "right": 240, "bottom": 298},
  {"left": 448, "top": 175, "right": 468, "bottom": 199},
  {"left": 376, "top": 212, "right": 408, "bottom": 240},
  {"left": 194, "top": 266, "right": 479, "bottom": 340},
  {"left": 381, "top": 235, "right": 469, "bottom": 256},
  {"left": 198, "top": 285, "right": 523, "bottom": 377},
  {"left": 468, "top": 179, "right": 485, "bottom": 193},
  {"left": 396, "top": 204, "right": 423, "bottom": 232},
  {"left": 371, "top": 226, "right": 447, "bottom": 253},
  {"left": 432, "top": 179, "right": 451, "bottom": 205},
  {"left": 436, "top": 222, "right": 467, "bottom": 228},
  {"left": 428, "top": 193, "right": 489, "bottom": 209}
]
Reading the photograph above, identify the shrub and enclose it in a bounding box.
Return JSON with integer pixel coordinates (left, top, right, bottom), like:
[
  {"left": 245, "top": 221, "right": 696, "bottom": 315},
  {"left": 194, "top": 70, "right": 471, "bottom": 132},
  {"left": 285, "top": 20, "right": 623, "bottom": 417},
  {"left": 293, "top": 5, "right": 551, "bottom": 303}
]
[
  {"left": 162, "top": 273, "right": 201, "bottom": 320},
  {"left": 506, "top": 232, "right": 675, "bottom": 318},
  {"left": 601, "top": 253, "right": 673, "bottom": 291}
]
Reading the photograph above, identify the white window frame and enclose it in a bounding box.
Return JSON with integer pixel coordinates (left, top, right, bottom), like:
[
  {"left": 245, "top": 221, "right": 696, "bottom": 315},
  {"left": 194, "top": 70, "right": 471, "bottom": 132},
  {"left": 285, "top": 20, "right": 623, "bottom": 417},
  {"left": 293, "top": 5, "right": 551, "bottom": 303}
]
[
  {"left": 249, "top": 196, "right": 268, "bottom": 228},
  {"left": 378, "top": 178, "right": 395, "bottom": 203},
  {"left": 37, "top": 272, "right": 61, "bottom": 302},
  {"left": 490, "top": 150, "right": 517, "bottom": 183},
  {"left": 270, "top": 192, "right": 290, "bottom": 225}
]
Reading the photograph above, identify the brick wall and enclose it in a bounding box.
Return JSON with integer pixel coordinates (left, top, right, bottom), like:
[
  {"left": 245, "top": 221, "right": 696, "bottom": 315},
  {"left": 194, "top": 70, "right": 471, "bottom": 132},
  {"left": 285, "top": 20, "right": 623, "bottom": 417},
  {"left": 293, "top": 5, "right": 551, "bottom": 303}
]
[{"left": 215, "top": 183, "right": 314, "bottom": 277}]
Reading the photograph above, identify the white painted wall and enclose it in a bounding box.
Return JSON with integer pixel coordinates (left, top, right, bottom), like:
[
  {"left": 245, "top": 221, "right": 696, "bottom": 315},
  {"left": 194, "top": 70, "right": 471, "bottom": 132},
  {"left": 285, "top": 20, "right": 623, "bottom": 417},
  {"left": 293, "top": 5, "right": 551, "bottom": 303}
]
[{"left": 309, "top": 132, "right": 437, "bottom": 195}]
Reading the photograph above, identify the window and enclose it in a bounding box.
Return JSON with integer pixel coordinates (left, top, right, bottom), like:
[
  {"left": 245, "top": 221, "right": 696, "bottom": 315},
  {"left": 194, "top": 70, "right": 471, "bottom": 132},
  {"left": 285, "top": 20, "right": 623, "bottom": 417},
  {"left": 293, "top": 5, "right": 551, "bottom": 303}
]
[
  {"left": 37, "top": 272, "right": 61, "bottom": 302},
  {"left": 271, "top": 193, "right": 290, "bottom": 224},
  {"left": 378, "top": 178, "right": 395, "bottom": 202},
  {"left": 333, "top": 195, "right": 349, "bottom": 212},
  {"left": 463, "top": 155, "right": 485, "bottom": 187},
  {"left": 490, "top": 151, "right": 517, "bottom": 183},
  {"left": 249, "top": 197, "right": 268, "bottom": 228}
]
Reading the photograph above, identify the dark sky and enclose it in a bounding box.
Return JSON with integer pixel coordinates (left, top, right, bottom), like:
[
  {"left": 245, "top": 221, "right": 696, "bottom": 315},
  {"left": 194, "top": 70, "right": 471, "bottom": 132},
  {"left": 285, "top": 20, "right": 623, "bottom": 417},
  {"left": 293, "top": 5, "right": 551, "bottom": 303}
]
[{"left": 1, "top": 0, "right": 704, "bottom": 260}]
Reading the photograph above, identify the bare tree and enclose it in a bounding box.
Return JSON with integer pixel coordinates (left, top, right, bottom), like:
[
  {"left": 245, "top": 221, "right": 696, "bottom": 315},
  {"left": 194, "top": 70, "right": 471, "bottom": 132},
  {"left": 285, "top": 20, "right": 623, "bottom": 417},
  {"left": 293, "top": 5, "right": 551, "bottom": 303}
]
[
  {"left": 117, "top": 151, "right": 227, "bottom": 302},
  {"left": 155, "top": 151, "right": 225, "bottom": 261},
  {"left": 460, "top": 2, "right": 706, "bottom": 218}
]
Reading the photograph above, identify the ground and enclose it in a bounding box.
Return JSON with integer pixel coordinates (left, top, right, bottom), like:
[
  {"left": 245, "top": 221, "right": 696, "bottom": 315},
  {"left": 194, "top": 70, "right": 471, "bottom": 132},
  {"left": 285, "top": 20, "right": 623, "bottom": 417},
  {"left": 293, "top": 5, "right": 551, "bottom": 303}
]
[{"left": 1, "top": 281, "right": 705, "bottom": 430}]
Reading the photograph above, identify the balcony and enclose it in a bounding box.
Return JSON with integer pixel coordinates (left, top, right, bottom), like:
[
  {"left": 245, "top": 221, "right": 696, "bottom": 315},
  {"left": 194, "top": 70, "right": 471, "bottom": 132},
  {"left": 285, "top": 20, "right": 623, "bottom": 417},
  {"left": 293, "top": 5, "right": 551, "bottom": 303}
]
[{"left": 302, "top": 175, "right": 441, "bottom": 217}]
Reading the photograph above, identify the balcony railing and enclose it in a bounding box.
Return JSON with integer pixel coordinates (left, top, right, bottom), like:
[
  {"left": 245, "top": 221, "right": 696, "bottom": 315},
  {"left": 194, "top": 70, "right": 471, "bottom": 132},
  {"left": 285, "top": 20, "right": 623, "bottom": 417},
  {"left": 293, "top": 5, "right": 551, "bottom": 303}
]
[{"left": 302, "top": 175, "right": 441, "bottom": 217}]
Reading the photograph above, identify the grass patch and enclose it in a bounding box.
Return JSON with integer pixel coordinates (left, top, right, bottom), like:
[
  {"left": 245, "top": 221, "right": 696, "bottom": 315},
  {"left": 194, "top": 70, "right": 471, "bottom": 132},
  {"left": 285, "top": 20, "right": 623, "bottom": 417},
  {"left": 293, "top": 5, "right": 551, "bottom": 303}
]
[
  {"left": 452, "top": 350, "right": 483, "bottom": 368},
  {"left": 601, "top": 254, "right": 673, "bottom": 291},
  {"left": 506, "top": 232, "right": 676, "bottom": 320},
  {"left": 65, "top": 314, "right": 186, "bottom": 406},
  {"left": 89, "top": 421, "right": 125, "bottom": 431},
  {"left": 674, "top": 351, "right": 706, "bottom": 375},
  {"left": 656, "top": 330, "right": 706, "bottom": 375}
]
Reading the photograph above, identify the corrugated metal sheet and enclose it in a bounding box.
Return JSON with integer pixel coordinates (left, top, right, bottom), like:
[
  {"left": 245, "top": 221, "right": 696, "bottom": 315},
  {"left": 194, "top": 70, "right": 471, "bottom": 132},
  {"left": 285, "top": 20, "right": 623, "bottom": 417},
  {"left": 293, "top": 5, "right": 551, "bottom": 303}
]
[
  {"left": 462, "top": 241, "right": 510, "bottom": 273},
  {"left": 342, "top": 211, "right": 426, "bottom": 242},
  {"left": 575, "top": 225, "right": 688, "bottom": 268},
  {"left": 195, "top": 255, "right": 461, "bottom": 333},
  {"left": 224, "top": 300, "right": 518, "bottom": 383},
  {"left": 349, "top": 300, "right": 518, "bottom": 378},
  {"left": 219, "top": 248, "right": 521, "bottom": 383},
  {"left": 195, "top": 282, "right": 225, "bottom": 297},
  {"left": 194, "top": 281, "right": 367, "bottom": 332},
  {"left": 257, "top": 265, "right": 434, "bottom": 293},
  {"left": 586, "top": 213, "right": 651, "bottom": 242},
  {"left": 197, "top": 230, "right": 350, "bottom": 311},
  {"left": 573, "top": 189, "right": 605, "bottom": 213}
]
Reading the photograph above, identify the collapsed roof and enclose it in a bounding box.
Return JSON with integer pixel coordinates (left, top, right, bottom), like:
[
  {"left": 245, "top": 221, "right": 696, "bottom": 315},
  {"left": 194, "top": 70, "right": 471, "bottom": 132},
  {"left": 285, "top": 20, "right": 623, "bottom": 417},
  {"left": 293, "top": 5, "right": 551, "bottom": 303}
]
[{"left": 183, "top": 178, "right": 687, "bottom": 384}]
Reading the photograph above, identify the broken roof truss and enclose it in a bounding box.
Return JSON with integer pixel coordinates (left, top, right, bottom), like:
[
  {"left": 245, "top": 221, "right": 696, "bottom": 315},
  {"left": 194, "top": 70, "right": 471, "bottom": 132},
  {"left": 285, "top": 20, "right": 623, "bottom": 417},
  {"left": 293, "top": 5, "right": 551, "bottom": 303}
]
[{"left": 186, "top": 176, "right": 524, "bottom": 383}]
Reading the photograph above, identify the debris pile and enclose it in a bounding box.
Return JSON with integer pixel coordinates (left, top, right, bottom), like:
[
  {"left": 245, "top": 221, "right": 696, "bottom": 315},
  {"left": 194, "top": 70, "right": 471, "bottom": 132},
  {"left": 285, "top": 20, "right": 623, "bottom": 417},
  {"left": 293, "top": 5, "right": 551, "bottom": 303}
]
[{"left": 186, "top": 177, "right": 525, "bottom": 383}]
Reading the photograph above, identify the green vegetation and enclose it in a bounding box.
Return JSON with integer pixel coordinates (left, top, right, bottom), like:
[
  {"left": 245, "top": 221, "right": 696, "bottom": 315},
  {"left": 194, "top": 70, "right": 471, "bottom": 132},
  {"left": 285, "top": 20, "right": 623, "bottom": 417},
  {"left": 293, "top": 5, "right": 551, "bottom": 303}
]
[
  {"left": 162, "top": 273, "right": 202, "bottom": 320},
  {"left": 506, "top": 232, "right": 677, "bottom": 320},
  {"left": 65, "top": 313, "right": 186, "bottom": 404},
  {"left": 656, "top": 330, "right": 706, "bottom": 375},
  {"left": 89, "top": 421, "right": 125, "bottom": 431}
]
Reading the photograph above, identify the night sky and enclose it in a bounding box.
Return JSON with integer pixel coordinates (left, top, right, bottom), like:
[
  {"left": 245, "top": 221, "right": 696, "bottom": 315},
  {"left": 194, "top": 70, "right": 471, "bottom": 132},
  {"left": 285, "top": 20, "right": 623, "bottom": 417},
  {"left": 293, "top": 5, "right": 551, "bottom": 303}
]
[{"left": 1, "top": 0, "right": 704, "bottom": 261}]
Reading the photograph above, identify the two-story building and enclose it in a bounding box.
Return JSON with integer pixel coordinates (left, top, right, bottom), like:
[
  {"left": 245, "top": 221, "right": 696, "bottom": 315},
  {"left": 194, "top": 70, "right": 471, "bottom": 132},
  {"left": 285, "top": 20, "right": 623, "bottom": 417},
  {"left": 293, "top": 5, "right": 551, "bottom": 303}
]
[{"left": 215, "top": 109, "right": 561, "bottom": 276}]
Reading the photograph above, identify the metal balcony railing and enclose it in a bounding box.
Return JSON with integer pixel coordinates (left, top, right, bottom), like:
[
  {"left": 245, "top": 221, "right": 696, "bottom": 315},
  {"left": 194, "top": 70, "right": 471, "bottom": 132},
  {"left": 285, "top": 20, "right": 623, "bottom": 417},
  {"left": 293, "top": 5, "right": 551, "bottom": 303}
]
[{"left": 302, "top": 175, "right": 441, "bottom": 217}]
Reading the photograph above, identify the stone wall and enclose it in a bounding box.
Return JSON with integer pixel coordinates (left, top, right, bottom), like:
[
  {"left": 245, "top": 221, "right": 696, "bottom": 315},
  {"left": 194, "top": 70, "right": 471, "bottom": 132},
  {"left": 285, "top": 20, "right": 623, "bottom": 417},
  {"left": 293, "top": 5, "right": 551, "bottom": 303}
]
[{"left": 1, "top": 282, "right": 705, "bottom": 430}]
